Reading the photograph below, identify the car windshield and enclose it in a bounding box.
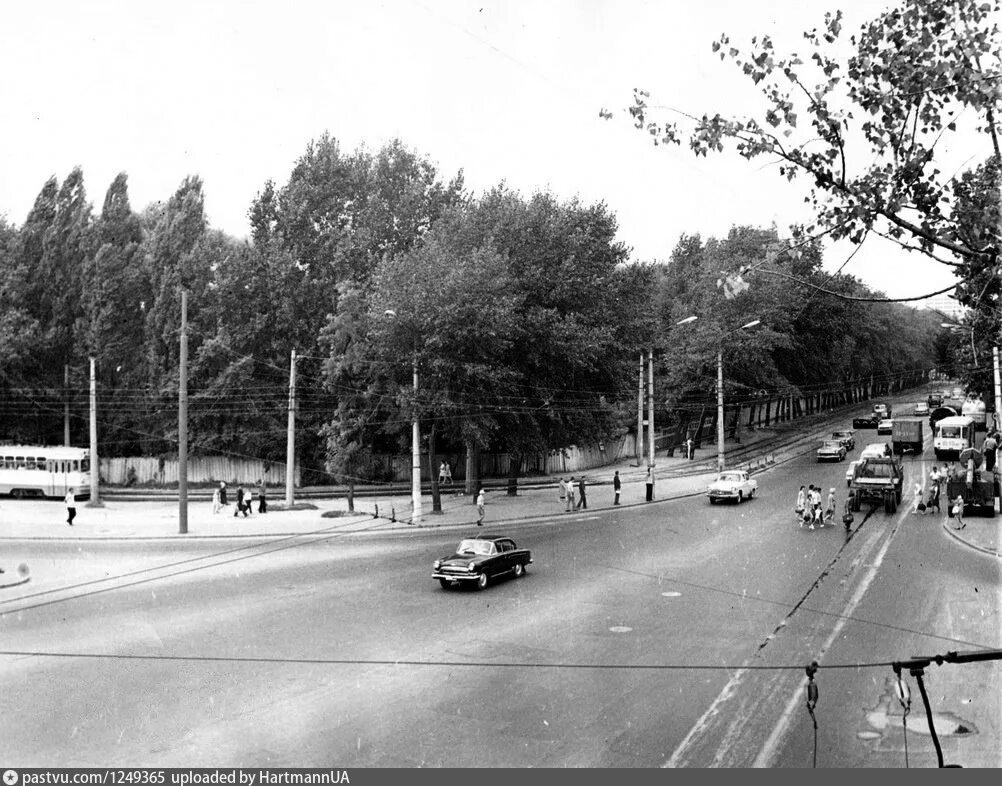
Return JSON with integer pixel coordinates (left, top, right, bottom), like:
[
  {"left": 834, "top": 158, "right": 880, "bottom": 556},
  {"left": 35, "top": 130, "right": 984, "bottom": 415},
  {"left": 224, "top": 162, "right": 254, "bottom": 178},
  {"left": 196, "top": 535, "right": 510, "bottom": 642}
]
[
  {"left": 939, "top": 426, "right": 961, "bottom": 438},
  {"left": 821, "top": 441, "right": 840, "bottom": 449},
  {"left": 717, "top": 472, "right": 744, "bottom": 483},
  {"left": 457, "top": 539, "right": 495, "bottom": 556}
]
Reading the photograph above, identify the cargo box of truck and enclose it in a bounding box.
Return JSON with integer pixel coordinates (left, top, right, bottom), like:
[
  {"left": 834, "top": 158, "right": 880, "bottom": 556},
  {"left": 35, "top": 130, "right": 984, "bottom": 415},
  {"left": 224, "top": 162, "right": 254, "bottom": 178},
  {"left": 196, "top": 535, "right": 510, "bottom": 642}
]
[{"left": 891, "top": 418, "right": 924, "bottom": 455}]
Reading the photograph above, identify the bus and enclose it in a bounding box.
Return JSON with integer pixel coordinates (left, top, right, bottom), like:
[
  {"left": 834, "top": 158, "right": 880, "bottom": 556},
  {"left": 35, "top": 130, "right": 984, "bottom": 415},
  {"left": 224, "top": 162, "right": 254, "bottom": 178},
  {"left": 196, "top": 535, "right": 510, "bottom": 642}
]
[
  {"left": 933, "top": 416, "right": 976, "bottom": 460},
  {"left": 0, "top": 445, "right": 91, "bottom": 499}
]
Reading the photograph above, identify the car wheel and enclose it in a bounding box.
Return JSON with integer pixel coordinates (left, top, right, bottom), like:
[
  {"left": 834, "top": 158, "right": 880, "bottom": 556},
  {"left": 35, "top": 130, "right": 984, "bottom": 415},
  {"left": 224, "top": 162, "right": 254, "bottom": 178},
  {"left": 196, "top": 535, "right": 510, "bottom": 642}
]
[
  {"left": 737, "top": 491, "right": 744, "bottom": 504},
  {"left": 709, "top": 498, "right": 717, "bottom": 505},
  {"left": 477, "top": 573, "right": 488, "bottom": 590},
  {"left": 439, "top": 579, "right": 451, "bottom": 590},
  {"left": 514, "top": 563, "right": 525, "bottom": 578}
]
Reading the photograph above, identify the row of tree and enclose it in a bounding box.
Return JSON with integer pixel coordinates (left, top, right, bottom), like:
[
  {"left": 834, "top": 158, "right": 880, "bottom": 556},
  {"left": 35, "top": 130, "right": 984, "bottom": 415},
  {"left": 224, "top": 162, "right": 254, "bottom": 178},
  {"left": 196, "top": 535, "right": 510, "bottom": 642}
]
[{"left": 0, "top": 133, "right": 944, "bottom": 490}]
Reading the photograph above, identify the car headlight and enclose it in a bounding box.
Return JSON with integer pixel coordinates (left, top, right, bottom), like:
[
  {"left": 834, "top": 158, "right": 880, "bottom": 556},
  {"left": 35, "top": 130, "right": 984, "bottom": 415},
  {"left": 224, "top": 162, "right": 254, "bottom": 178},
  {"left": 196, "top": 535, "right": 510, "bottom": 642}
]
[
  {"left": 433, "top": 560, "right": 441, "bottom": 569},
  {"left": 467, "top": 561, "right": 476, "bottom": 571}
]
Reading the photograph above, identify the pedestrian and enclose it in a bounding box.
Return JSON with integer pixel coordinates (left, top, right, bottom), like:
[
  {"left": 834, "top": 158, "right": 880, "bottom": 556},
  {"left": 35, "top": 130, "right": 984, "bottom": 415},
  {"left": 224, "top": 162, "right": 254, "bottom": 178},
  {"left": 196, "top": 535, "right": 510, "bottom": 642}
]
[
  {"left": 825, "top": 488, "right": 836, "bottom": 524},
  {"left": 912, "top": 480, "right": 924, "bottom": 514},
  {"left": 685, "top": 437, "right": 694, "bottom": 460},
  {"left": 257, "top": 479, "right": 267, "bottom": 514},
  {"left": 212, "top": 486, "right": 221, "bottom": 514},
  {"left": 558, "top": 477, "right": 566, "bottom": 503},
  {"left": 476, "top": 488, "right": 486, "bottom": 526},
  {"left": 566, "top": 476, "right": 576, "bottom": 512},
  {"left": 951, "top": 495, "right": 965, "bottom": 529},
  {"left": 613, "top": 471, "right": 621, "bottom": 505},
  {"left": 645, "top": 466, "right": 654, "bottom": 502},
  {"left": 795, "top": 485, "right": 806, "bottom": 522},
  {"left": 928, "top": 479, "right": 942, "bottom": 514},
  {"left": 984, "top": 431, "right": 998, "bottom": 473},
  {"left": 219, "top": 481, "right": 228, "bottom": 506},
  {"left": 234, "top": 486, "right": 249, "bottom": 518},
  {"left": 65, "top": 486, "right": 76, "bottom": 526},
  {"left": 576, "top": 476, "right": 587, "bottom": 509},
  {"left": 439, "top": 461, "right": 452, "bottom": 486}
]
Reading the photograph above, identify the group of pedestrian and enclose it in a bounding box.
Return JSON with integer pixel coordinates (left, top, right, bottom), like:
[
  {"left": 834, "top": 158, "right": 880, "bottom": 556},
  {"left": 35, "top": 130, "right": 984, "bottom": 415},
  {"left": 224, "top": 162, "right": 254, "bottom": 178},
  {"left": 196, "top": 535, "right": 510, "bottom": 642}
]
[
  {"left": 210, "top": 480, "right": 267, "bottom": 517},
  {"left": 795, "top": 484, "right": 835, "bottom": 530},
  {"left": 558, "top": 476, "right": 589, "bottom": 511}
]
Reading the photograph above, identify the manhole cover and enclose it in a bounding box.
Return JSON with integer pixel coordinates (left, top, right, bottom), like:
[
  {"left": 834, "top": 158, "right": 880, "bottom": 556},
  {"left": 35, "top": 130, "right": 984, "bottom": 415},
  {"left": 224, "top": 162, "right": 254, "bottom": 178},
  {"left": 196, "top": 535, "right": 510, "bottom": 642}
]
[
  {"left": 608, "top": 626, "right": 633, "bottom": 633},
  {"left": 661, "top": 591, "right": 682, "bottom": 597}
]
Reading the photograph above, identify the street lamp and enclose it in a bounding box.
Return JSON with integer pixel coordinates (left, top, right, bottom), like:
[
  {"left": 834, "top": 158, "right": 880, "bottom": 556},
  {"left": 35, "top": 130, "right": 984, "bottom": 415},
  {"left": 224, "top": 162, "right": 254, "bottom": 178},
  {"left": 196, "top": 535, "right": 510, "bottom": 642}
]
[
  {"left": 941, "top": 322, "right": 977, "bottom": 366},
  {"left": 717, "top": 319, "right": 761, "bottom": 472},
  {"left": 384, "top": 309, "right": 422, "bottom": 523}
]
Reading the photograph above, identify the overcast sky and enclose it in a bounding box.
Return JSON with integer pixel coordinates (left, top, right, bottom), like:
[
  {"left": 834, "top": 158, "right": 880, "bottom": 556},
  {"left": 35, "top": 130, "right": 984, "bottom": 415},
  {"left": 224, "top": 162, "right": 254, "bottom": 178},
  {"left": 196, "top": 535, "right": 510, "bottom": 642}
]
[{"left": 0, "top": 0, "right": 968, "bottom": 305}]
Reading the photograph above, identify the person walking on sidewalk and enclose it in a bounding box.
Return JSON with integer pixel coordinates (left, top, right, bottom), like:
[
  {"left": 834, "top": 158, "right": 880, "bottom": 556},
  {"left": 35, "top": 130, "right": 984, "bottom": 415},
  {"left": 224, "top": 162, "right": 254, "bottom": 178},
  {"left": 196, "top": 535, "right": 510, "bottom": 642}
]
[
  {"left": 558, "top": 477, "right": 567, "bottom": 504},
  {"left": 685, "top": 437, "right": 694, "bottom": 460},
  {"left": 645, "top": 466, "right": 654, "bottom": 502},
  {"left": 65, "top": 487, "right": 76, "bottom": 526},
  {"left": 219, "top": 481, "right": 228, "bottom": 506},
  {"left": 476, "top": 488, "right": 486, "bottom": 526},
  {"left": 257, "top": 480, "right": 268, "bottom": 513},
  {"left": 234, "top": 486, "right": 249, "bottom": 518},
  {"left": 566, "top": 477, "right": 576, "bottom": 512},
  {"left": 212, "top": 485, "right": 222, "bottom": 514},
  {"left": 613, "top": 471, "right": 621, "bottom": 505},
  {"left": 951, "top": 495, "right": 965, "bottom": 529},
  {"left": 576, "top": 476, "right": 587, "bottom": 509}
]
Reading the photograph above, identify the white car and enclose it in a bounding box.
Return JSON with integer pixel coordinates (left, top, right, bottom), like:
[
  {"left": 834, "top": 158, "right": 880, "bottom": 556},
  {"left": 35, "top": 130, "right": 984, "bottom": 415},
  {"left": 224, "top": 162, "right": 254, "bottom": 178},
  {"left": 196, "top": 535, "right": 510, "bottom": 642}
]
[
  {"left": 876, "top": 418, "right": 894, "bottom": 435},
  {"left": 861, "top": 442, "right": 892, "bottom": 459},
  {"left": 914, "top": 402, "right": 930, "bottom": 415},
  {"left": 706, "top": 470, "right": 758, "bottom": 504},
  {"left": 817, "top": 439, "right": 847, "bottom": 462}
]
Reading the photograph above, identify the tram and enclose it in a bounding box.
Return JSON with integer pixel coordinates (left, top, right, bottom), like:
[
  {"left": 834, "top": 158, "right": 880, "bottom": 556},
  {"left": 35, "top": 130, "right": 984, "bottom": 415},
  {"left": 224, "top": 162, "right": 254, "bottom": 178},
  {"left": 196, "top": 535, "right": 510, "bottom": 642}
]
[{"left": 0, "top": 445, "right": 91, "bottom": 499}]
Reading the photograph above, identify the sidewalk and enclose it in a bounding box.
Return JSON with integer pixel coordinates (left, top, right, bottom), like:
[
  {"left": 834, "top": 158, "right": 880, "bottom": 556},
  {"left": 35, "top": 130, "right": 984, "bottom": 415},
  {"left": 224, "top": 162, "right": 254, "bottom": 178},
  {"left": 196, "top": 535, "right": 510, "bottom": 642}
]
[{"left": 0, "top": 386, "right": 997, "bottom": 559}]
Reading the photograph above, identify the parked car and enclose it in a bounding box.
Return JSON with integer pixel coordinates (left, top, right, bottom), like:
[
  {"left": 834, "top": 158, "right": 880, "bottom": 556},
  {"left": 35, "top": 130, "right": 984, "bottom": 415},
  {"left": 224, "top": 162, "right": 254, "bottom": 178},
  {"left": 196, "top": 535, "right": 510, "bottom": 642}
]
[
  {"left": 861, "top": 442, "right": 892, "bottom": 459},
  {"left": 914, "top": 401, "right": 930, "bottom": 415},
  {"left": 845, "top": 459, "right": 862, "bottom": 487},
  {"left": 817, "top": 439, "right": 847, "bottom": 462},
  {"left": 832, "top": 429, "right": 856, "bottom": 451},
  {"left": 432, "top": 536, "right": 532, "bottom": 590},
  {"left": 706, "top": 470, "right": 757, "bottom": 504},
  {"left": 877, "top": 418, "right": 894, "bottom": 435}
]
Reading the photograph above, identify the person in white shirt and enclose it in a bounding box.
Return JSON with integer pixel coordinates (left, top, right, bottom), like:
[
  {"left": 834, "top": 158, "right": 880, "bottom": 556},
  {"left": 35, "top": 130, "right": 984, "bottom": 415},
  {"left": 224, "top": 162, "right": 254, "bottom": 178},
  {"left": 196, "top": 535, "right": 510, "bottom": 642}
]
[
  {"left": 65, "top": 487, "right": 76, "bottom": 526},
  {"left": 476, "top": 488, "right": 486, "bottom": 526}
]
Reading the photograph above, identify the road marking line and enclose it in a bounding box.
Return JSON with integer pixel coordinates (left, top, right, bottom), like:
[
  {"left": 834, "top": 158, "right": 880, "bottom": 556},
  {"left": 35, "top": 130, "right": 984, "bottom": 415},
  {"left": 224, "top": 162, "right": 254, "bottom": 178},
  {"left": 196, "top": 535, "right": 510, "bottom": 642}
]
[{"left": 751, "top": 504, "right": 905, "bottom": 767}]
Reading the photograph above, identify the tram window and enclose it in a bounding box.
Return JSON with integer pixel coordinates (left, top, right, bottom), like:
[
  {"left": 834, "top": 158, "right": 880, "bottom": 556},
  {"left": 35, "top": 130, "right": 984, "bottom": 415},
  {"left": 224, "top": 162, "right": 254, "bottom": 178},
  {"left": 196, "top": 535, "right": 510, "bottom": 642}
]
[
  {"left": 15, "top": 456, "right": 25, "bottom": 469},
  {"left": 36, "top": 456, "right": 45, "bottom": 469},
  {"left": 81, "top": 458, "right": 89, "bottom": 472}
]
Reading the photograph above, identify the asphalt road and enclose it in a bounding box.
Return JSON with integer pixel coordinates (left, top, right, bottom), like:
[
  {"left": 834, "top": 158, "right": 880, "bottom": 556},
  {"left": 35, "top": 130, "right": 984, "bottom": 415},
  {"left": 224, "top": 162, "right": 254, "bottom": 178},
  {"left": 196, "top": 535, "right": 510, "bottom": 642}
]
[{"left": 1, "top": 429, "right": 999, "bottom": 767}]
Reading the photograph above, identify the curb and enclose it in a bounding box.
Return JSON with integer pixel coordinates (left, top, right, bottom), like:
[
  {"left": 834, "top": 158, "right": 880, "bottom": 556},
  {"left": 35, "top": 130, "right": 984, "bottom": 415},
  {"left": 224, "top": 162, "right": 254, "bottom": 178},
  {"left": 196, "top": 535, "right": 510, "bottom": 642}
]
[{"left": 940, "top": 519, "right": 1002, "bottom": 558}]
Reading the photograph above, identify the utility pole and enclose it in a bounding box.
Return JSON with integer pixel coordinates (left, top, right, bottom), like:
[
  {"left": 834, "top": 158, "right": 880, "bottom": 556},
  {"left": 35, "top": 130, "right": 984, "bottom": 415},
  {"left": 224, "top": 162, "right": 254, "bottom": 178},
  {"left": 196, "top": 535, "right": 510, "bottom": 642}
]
[
  {"left": 412, "top": 355, "right": 422, "bottom": 523},
  {"left": 647, "top": 348, "right": 655, "bottom": 468},
  {"left": 286, "top": 349, "right": 297, "bottom": 506},
  {"left": 87, "top": 357, "right": 101, "bottom": 507},
  {"left": 717, "top": 350, "right": 725, "bottom": 472},
  {"left": 178, "top": 290, "right": 188, "bottom": 535},
  {"left": 64, "top": 364, "right": 70, "bottom": 446},
  {"left": 637, "top": 352, "right": 644, "bottom": 465},
  {"left": 993, "top": 346, "right": 1001, "bottom": 432}
]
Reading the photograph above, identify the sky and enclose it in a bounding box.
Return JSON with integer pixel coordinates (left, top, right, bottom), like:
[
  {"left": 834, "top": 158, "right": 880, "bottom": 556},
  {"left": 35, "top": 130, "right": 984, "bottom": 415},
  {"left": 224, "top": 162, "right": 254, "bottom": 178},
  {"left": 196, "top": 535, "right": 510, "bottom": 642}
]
[{"left": 0, "top": 0, "right": 975, "bottom": 307}]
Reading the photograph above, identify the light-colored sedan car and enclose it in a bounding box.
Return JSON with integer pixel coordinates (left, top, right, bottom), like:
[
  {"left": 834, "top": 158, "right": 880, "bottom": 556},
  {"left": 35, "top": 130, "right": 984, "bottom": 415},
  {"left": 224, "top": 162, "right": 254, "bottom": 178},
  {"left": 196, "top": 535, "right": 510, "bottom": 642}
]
[
  {"left": 913, "top": 402, "right": 930, "bottom": 415},
  {"left": 861, "top": 442, "right": 892, "bottom": 459},
  {"left": 706, "top": 470, "right": 758, "bottom": 504},
  {"left": 817, "top": 439, "right": 847, "bottom": 462},
  {"left": 877, "top": 418, "right": 894, "bottom": 435}
]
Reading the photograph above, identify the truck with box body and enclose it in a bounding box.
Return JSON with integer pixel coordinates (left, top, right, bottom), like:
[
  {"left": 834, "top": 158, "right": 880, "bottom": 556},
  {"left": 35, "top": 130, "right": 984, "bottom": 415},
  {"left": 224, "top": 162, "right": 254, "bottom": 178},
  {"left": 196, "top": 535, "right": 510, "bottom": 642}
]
[{"left": 891, "top": 418, "right": 925, "bottom": 455}]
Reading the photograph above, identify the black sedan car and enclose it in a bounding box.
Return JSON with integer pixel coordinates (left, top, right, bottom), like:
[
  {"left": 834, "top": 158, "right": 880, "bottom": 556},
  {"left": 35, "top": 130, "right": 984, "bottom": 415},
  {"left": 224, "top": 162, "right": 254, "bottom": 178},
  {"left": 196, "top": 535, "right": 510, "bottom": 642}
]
[{"left": 432, "top": 536, "right": 532, "bottom": 589}]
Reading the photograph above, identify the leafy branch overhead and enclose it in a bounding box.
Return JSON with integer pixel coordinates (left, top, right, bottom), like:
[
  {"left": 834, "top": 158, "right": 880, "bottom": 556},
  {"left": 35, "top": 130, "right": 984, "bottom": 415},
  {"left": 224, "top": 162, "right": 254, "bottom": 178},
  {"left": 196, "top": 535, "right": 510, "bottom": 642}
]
[{"left": 610, "top": 0, "right": 1001, "bottom": 266}]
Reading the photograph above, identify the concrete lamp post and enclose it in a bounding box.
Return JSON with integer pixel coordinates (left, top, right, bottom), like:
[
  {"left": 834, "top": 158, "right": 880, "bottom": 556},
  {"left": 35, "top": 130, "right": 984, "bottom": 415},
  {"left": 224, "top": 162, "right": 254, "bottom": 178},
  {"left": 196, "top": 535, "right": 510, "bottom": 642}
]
[{"left": 384, "top": 309, "right": 422, "bottom": 524}]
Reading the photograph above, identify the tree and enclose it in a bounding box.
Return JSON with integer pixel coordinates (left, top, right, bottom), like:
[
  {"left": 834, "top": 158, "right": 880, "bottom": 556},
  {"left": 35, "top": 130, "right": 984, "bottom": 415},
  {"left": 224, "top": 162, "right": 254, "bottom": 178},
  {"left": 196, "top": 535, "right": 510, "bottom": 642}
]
[{"left": 619, "top": 0, "right": 1000, "bottom": 273}]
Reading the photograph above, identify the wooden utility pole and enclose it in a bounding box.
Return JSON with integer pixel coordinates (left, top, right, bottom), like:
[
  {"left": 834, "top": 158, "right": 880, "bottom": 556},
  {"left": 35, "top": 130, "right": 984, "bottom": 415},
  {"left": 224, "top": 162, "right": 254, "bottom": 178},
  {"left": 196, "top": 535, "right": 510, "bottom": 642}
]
[
  {"left": 178, "top": 291, "right": 188, "bottom": 535},
  {"left": 286, "top": 349, "right": 297, "bottom": 506},
  {"left": 647, "top": 348, "right": 655, "bottom": 468},
  {"left": 64, "top": 364, "right": 71, "bottom": 446}
]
